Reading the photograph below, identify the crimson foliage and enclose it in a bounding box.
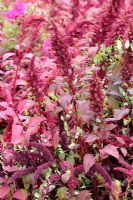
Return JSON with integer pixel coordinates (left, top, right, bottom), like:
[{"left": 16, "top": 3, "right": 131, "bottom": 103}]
[{"left": 0, "top": 0, "right": 133, "bottom": 200}]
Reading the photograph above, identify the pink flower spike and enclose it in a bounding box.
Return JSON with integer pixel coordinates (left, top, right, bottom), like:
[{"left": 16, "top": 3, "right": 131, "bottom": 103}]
[
  {"left": 4, "top": 10, "right": 16, "bottom": 21},
  {"left": 12, "top": 2, "right": 25, "bottom": 15}
]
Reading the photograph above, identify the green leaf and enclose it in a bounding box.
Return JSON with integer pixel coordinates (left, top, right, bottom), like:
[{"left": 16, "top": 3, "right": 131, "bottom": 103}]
[{"left": 57, "top": 187, "right": 68, "bottom": 200}]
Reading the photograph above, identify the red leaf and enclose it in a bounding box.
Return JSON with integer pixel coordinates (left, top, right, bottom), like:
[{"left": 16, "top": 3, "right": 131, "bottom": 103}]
[
  {"left": 85, "top": 134, "right": 98, "bottom": 143},
  {"left": 0, "top": 186, "right": 10, "bottom": 198},
  {"left": 83, "top": 154, "right": 95, "bottom": 174},
  {"left": 27, "top": 116, "right": 46, "bottom": 135},
  {"left": 11, "top": 124, "right": 24, "bottom": 144},
  {"left": 100, "top": 144, "right": 119, "bottom": 159}
]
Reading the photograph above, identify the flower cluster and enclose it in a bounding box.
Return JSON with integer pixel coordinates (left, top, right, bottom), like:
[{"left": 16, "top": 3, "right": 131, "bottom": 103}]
[{"left": 4, "top": 2, "right": 25, "bottom": 21}]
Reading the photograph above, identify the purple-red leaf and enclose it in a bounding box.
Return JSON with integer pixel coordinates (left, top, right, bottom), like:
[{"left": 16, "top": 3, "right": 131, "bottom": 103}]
[
  {"left": 100, "top": 144, "right": 119, "bottom": 159},
  {"left": 83, "top": 154, "right": 95, "bottom": 174}
]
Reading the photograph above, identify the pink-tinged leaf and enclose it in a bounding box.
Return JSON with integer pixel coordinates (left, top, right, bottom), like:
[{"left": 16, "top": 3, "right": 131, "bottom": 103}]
[
  {"left": 45, "top": 102, "right": 56, "bottom": 112},
  {"left": 17, "top": 99, "right": 34, "bottom": 113},
  {"left": 13, "top": 189, "right": 28, "bottom": 200},
  {"left": 27, "top": 116, "right": 46, "bottom": 135},
  {"left": 0, "top": 177, "right": 6, "bottom": 183},
  {"left": 0, "top": 102, "right": 8, "bottom": 108},
  {"left": 85, "top": 134, "right": 98, "bottom": 143},
  {"left": 11, "top": 134, "right": 24, "bottom": 144},
  {"left": 108, "top": 90, "right": 121, "bottom": 97},
  {"left": 115, "top": 137, "right": 125, "bottom": 145},
  {"left": 83, "top": 154, "right": 95, "bottom": 174},
  {"left": 78, "top": 100, "right": 90, "bottom": 116},
  {"left": 27, "top": 126, "right": 38, "bottom": 136},
  {"left": 58, "top": 93, "right": 72, "bottom": 109},
  {"left": 3, "top": 53, "right": 15, "bottom": 61},
  {"left": 11, "top": 124, "right": 24, "bottom": 144},
  {"left": 100, "top": 144, "right": 119, "bottom": 159},
  {"left": 0, "top": 186, "right": 10, "bottom": 198},
  {"left": 105, "top": 118, "right": 117, "bottom": 122},
  {"left": 106, "top": 123, "right": 117, "bottom": 131},
  {"left": 5, "top": 107, "right": 16, "bottom": 118},
  {"left": 53, "top": 132, "right": 60, "bottom": 149},
  {"left": 28, "top": 116, "right": 46, "bottom": 127},
  {"left": 77, "top": 190, "right": 92, "bottom": 200},
  {"left": 78, "top": 100, "right": 93, "bottom": 122},
  {"left": 120, "top": 148, "right": 127, "bottom": 157},
  {"left": 114, "top": 109, "right": 130, "bottom": 120},
  {"left": 61, "top": 172, "right": 71, "bottom": 184},
  {"left": 4, "top": 165, "right": 20, "bottom": 172},
  {"left": 0, "top": 111, "right": 7, "bottom": 120}
]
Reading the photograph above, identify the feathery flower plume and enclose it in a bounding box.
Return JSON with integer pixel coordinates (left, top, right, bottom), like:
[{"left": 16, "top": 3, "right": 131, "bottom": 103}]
[
  {"left": 28, "top": 56, "right": 45, "bottom": 101},
  {"left": 67, "top": 175, "right": 78, "bottom": 191},
  {"left": 32, "top": 162, "right": 52, "bottom": 185},
  {"left": 71, "top": 0, "right": 80, "bottom": 21},
  {"left": 89, "top": 71, "right": 104, "bottom": 118},
  {"left": 49, "top": 174, "right": 60, "bottom": 184},
  {"left": 121, "top": 50, "right": 132, "bottom": 83},
  {"left": 18, "top": 15, "right": 45, "bottom": 50},
  {"left": 105, "top": 8, "right": 133, "bottom": 45},
  {"left": 7, "top": 167, "right": 34, "bottom": 184},
  {"left": 60, "top": 131, "right": 69, "bottom": 150},
  {"left": 92, "top": 0, "right": 125, "bottom": 45},
  {"left": 74, "top": 165, "right": 83, "bottom": 176},
  {"left": 13, "top": 151, "right": 42, "bottom": 167},
  {"left": 28, "top": 142, "right": 53, "bottom": 162},
  {"left": 68, "top": 20, "right": 93, "bottom": 40},
  {"left": 51, "top": 21, "right": 72, "bottom": 76},
  {"left": 92, "top": 163, "right": 112, "bottom": 187}
]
